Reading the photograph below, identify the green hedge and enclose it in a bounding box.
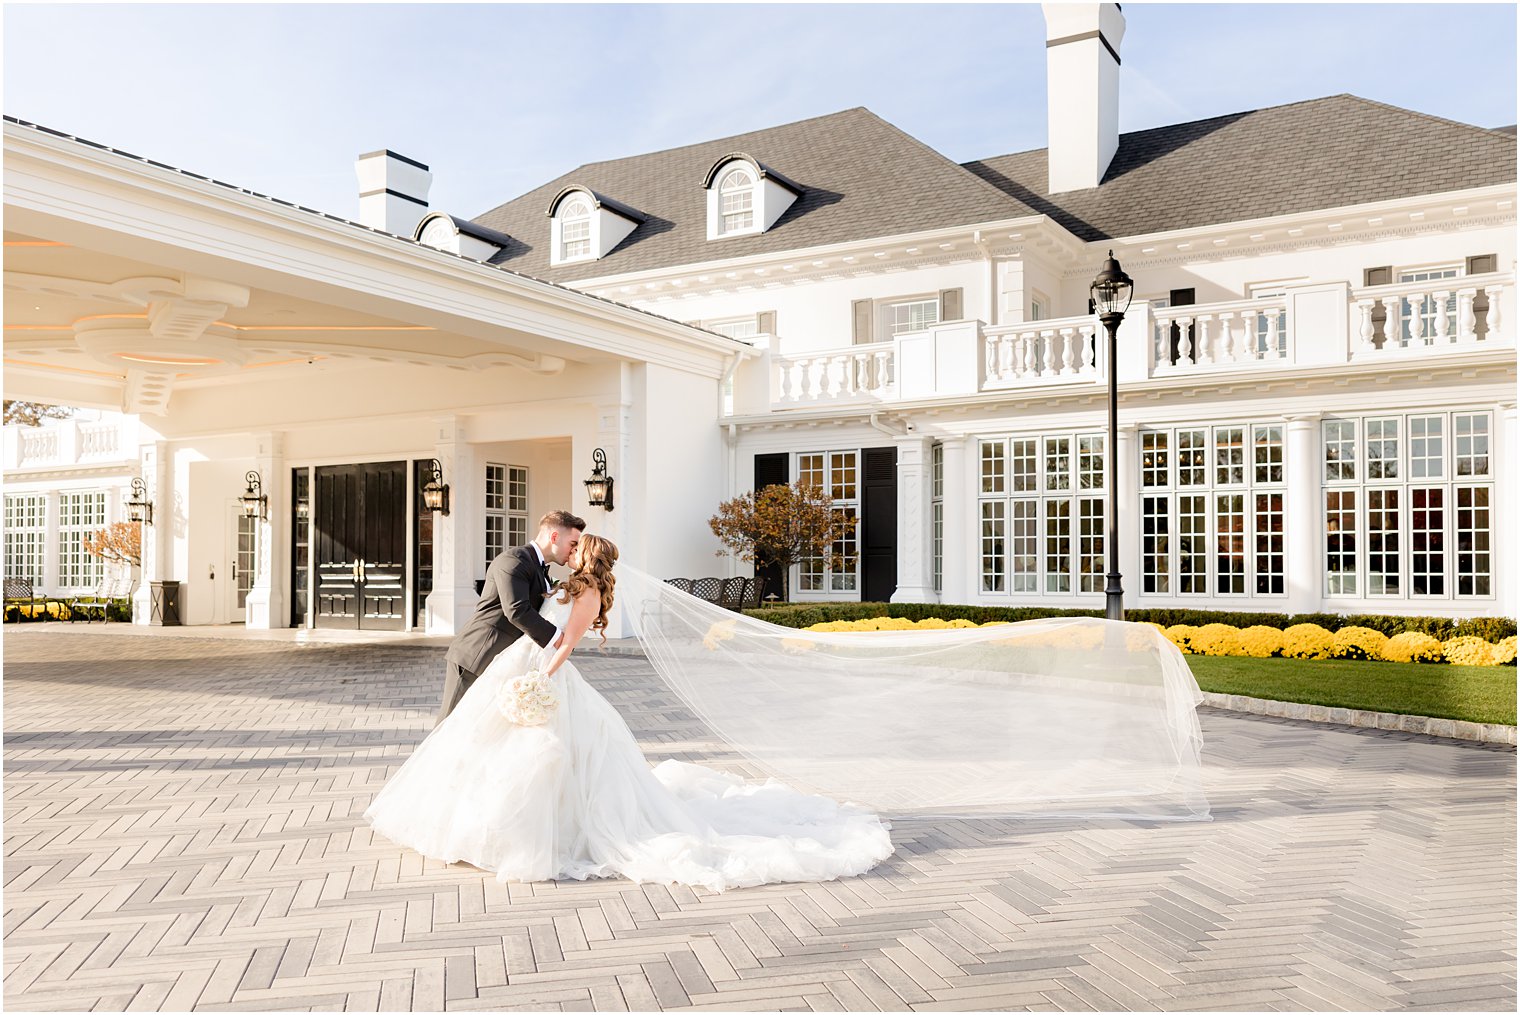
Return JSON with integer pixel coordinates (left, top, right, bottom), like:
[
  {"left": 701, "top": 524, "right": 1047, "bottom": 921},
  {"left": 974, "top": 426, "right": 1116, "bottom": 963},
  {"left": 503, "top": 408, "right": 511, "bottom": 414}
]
[{"left": 744, "top": 602, "right": 1516, "bottom": 641}]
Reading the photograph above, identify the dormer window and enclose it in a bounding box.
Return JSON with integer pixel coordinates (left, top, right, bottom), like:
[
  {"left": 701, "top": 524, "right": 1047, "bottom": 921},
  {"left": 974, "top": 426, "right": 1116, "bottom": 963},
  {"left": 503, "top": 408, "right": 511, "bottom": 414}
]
[
  {"left": 718, "top": 168, "right": 756, "bottom": 234},
  {"left": 413, "top": 212, "right": 512, "bottom": 260},
  {"left": 559, "top": 199, "right": 592, "bottom": 261},
  {"left": 546, "top": 187, "right": 646, "bottom": 267},
  {"left": 703, "top": 153, "right": 802, "bottom": 241}
]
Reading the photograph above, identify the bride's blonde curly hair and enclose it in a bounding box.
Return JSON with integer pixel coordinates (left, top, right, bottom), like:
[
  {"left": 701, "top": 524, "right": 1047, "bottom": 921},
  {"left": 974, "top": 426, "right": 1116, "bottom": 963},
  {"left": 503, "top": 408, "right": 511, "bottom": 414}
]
[{"left": 553, "top": 534, "right": 618, "bottom": 644}]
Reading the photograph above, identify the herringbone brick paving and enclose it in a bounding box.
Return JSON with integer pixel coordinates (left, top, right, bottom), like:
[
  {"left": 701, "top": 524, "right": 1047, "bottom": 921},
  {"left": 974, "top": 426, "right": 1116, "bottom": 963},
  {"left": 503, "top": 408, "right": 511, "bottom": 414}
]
[{"left": 3, "top": 632, "right": 1513, "bottom": 1012}]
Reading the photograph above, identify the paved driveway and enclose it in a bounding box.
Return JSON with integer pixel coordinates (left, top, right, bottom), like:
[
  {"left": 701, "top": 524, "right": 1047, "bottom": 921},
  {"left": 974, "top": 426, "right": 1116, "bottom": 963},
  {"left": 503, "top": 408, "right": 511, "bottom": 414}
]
[{"left": 4, "top": 631, "right": 1514, "bottom": 1012}]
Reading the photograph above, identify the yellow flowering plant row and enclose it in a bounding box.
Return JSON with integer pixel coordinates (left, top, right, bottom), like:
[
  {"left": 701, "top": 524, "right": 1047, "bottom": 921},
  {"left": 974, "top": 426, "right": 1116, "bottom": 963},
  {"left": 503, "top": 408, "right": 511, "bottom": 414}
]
[{"left": 1157, "top": 622, "right": 1515, "bottom": 666}]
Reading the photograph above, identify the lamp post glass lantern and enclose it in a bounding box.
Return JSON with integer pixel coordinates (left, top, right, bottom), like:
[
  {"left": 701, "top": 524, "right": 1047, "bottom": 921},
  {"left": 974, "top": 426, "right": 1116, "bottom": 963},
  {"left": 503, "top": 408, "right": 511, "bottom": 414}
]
[
  {"left": 1090, "top": 250, "right": 1134, "bottom": 622},
  {"left": 584, "top": 448, "right": 615, "bottom": 511},
  {"left": 240, "top": 471, "right": 267, "bottom": 520},
  {"left": 421, "top": 458, "right": 450, "bottom": 514},
  {"left": 125, "top": 477, "right": 153, "bottom": 525}
]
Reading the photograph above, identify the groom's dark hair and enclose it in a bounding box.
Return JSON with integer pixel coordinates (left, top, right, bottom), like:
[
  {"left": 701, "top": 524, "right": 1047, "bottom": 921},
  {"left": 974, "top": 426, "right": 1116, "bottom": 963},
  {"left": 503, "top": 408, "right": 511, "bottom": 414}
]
[{"left": 538, "top": 510, "right": 586, "bottom": 532}]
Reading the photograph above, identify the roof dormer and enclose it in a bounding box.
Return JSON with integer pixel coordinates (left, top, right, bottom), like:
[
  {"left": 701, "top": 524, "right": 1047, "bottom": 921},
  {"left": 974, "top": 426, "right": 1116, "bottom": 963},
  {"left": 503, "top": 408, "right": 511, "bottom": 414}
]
[
  {"left": 414, "top": 212, "right": 513, "bottom": 260},
  {"left": 546, "top": 186, "right": 645, "bottom": 266},
  {"left": 702, "top": 153, "right": 801, "bottom": 240}
]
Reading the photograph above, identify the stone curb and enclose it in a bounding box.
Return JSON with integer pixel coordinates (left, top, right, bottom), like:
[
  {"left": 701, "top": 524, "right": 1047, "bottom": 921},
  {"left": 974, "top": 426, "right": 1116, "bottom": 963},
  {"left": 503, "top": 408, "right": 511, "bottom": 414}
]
[{"left": 1200, "top": 691, "right": 1517, "bottom": 746}]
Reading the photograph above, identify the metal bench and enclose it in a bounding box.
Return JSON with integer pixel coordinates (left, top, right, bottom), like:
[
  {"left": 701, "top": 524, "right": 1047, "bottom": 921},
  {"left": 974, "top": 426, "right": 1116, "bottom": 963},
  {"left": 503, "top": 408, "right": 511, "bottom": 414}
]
[
  {"left": 664, "top": 576, "right": 764, "bottom": 611},
  {"left": 4, "top": 578, "right": 45, "bottom": 619},
  {"left": 67, "top": 573, "right": 135, "bottom": 623}
]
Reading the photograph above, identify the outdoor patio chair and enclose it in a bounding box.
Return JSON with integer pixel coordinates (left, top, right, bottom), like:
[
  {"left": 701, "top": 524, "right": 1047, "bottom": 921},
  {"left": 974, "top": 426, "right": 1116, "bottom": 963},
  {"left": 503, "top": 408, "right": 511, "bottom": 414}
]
[
  {"left": 68, "top": 574, "right": 134, "bottom": 623},
  {"left": 4, "top": 578, "right": 45, "bottom": 620}
]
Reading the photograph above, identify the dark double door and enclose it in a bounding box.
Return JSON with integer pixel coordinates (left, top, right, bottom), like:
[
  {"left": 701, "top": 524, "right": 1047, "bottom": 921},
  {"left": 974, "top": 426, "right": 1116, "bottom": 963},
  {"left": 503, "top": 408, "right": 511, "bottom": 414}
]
[{"left": 314, "top": 462, "right": 407, "bottom": 630}]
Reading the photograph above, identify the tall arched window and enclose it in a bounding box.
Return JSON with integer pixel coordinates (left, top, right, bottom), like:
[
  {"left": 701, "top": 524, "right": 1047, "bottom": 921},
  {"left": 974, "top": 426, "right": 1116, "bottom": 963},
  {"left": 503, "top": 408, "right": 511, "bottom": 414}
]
[
  {"left": 719, "top": 168, "right": 755, "bottom": 234},
  {"left": 559, "top": 198, "right": 592, "bottom": 260}
]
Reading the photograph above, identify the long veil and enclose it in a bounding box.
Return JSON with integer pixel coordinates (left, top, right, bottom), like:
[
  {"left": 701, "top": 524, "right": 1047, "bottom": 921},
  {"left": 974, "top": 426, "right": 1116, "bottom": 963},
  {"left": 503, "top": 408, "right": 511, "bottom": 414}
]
[{"left": 615, "top": 565, "right": 1210, "bottom": 821}]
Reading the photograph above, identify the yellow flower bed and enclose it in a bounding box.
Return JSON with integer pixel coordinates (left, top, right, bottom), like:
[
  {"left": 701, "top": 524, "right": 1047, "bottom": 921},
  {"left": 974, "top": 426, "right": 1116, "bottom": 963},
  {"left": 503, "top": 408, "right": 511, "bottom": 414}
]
[
  {"left": 1382, "top": 631, "right": 1445, "bottom": 664},
  {"left": 1441, "top": 636, "right": 1497, "bottom": 667},
  {"left": 1281, "top": 623, "right": 1335, "bottom": 660},
  {"left": 10, "top": 601, "right": 71, "bottom": 621},
  {"left": 795, "top": 615, "right": 1516, "bottom": 667},
  {"left": 1237, "top": 626, "right": 1284, "bottom": 658},
  {"left": 1330, "top": 626, "right": 1390, "bottom": 661}
]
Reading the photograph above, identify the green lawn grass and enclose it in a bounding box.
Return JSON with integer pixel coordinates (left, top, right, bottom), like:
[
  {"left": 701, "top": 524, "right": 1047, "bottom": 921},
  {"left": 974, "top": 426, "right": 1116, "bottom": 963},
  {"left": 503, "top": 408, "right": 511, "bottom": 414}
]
[{"left": 1184, "top": 654, "right": 1516, "bottom": 726}]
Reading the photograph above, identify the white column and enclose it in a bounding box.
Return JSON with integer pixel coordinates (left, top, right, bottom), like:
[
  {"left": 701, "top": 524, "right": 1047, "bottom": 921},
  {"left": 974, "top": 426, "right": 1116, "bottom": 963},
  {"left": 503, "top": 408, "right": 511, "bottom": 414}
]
[
  {"left": 1284, "top": 413, "right": 1323, "bottom": 614},
  {"left": 425, "top": 416, "right": 480, "bottom": 636},
  {"left": 939, "top": 436, "right": 972, "bottom": 604},
  {"left": 890, "top": 434, "right": 935, "bottom": 603},
  {"left": 132, "top": 441, "right": 172, "bottom": 624},
  {"left": 1497, "top": 403, "right": 1517, "bottom": 619},
  {"left": 1117, "top": 421, "right": 1142, "bottom": 610},
  {"left": 42, "top": 486, "right": 60, "bottom": 599},
  {"left": 244, "top": 433, "right": 286, "bottom": 630}
]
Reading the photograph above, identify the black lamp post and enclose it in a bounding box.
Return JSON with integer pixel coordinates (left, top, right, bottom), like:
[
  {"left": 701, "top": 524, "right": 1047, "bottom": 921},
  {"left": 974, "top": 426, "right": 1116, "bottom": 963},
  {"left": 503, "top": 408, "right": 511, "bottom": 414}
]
[
  {"left": 125, "top": 477, "right": 153, "bottom": 525},
  {"left": 584, "top": 448, "right": 615, "bottom": 511},
  {"left": 421, "top": 459, "right": 451, "bottom": 515},
  {"left": 1090, "top": 250, "right": 1134, "bottom": 622},
  {"left": 240, "top": 471, "right": 268, "bottom": 520}
]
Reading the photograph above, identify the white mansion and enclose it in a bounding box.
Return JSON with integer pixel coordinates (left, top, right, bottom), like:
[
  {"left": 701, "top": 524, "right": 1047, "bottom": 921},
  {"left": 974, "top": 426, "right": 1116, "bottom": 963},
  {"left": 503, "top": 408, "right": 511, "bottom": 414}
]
[{"left": 4, "top": 4, "right": 1515, "bottom": 632}]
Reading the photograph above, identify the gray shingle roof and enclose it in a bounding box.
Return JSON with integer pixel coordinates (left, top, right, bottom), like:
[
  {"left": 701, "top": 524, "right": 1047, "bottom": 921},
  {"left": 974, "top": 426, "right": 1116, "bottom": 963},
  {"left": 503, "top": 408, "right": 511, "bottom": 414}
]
[
  {"left": 962, "top": 95, "right": 1518, "bottom": 242},
  {"left": 469, "top": 107, "right": 1036, "bottom": 283}
]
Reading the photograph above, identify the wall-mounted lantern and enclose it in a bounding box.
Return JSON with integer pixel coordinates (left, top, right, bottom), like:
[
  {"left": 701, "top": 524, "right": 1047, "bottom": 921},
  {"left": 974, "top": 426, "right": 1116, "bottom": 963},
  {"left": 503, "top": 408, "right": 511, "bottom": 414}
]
[
  {"left": 421, "top": 458, "right": 451, "bottom": 514},
  {"left": 240, "top": 470, "right": 268, "bottom": 520},
  {"left": 125, "top": 477, "right": 154, "bottom": 525},
  {"left": 584, "top": 448, "right": 615, "bottom": 511}
]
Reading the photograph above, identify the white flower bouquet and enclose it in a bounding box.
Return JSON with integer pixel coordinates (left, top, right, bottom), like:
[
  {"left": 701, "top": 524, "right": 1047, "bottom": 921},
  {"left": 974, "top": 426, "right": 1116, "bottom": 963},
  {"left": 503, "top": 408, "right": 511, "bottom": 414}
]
[{"left": 497, "top": 670, "right": 557, "bottom": 726}]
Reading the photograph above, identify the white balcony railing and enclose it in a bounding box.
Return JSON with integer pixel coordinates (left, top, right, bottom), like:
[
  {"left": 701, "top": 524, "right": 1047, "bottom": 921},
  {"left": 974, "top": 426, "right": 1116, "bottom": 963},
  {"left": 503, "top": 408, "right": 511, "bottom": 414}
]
[
  {"left": 4, "top": 416, "right": 139, "bottom": 472},
  {"left": 742, "top": 273, "right": 1513, "bottom": 413}
]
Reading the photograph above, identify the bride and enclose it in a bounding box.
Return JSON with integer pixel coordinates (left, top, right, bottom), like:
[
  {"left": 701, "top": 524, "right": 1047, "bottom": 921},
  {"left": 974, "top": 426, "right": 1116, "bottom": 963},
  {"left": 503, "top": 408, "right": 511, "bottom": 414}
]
[{"left": 364, "top": 534, "right": 895, "bottom": 891}]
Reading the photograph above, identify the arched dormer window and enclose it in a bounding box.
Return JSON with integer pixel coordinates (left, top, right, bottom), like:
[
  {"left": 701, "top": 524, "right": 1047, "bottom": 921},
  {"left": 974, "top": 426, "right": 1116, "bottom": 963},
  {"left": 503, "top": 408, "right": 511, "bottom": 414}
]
[
  {"left": 718, "top": 168, "right": 756, "bottom": 234},
  {"left": 703, "top": 153, "right": 801, "bottom": 241},
  {"left": 559, "top": 198, "right": 592, "bottom": 261}
]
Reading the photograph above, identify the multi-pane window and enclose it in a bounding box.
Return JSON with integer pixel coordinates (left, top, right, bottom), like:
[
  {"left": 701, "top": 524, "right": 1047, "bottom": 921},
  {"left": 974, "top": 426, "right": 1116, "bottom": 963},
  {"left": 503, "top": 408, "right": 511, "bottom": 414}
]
[
  {"left": 1321, "top": 411, "right": 1493, "bottom": 600},
  {"left": 58, "top": 491, "right": 106, "bottom": 590},
  {"left": 931, "top": 443, "right": 944, "bottom": 594},
  {"left": 884, "top": 297, "right": 940, "bottom": 338},
  {"left": 1141, "top": 424, "right": 1287, "bottom": 599},
  {"left": 797, "top": 451, "right": 859, "bottom": 595},
  {"left": 484, "top": 463, "right": 528, "bottom": 574},
  {"left": 718, "top": 169, "right": 755, "bottom": 233},
  {"left": 978, "top": 433, "right": 1103, "bottom": 595},
  {"left": 559, "top": 199, "right": 591, "bottom": 260},
  {"left": 4, "top": 494, "right": 47, "bottom": 585}
]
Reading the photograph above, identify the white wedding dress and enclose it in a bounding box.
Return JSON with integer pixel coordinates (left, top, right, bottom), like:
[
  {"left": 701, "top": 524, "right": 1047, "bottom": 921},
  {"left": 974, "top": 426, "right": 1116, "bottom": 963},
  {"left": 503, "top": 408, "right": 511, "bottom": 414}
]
[{"left": 364, "top": 592, "right": 894, "bottom": 891}]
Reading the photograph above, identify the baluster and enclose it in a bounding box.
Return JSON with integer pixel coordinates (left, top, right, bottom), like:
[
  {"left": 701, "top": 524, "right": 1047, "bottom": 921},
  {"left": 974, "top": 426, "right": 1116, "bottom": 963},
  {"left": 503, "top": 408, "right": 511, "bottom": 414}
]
[
  {"left": 1080, "top": 326, "right": 1097, "bottom": 373},
  {"left": 1356, "top": 300, "right": 1376, "bottom": 353},
  {"left": 1036, "top": 331, "right": 1055, "bottom": 377},
  {"left": 1212, "top": 313, "right": 1233, "bottom": 363},
  {"left": 1456, "top": 289, "right": 1477, "bottom": 343},
  {"left": 1483, "top": 285, "right": 1502, "bottom": 339},
  {"left": 1432, "top": 290, "right": 1450, "bottom": 345},
  {"left": 1263, "top": 311, "right": 1280, "bottom": 361},
  {"left": 1178, "top": 317, "right": 1194, "bottom": 366},
  {"left": 1154, "top": 318, "right": 1169, "bottom": 367},
  {"left": 1011, "top": 334, "right": 1027, "bottom": 378},
  {"left": 1061, "top": 329, "right": 1078, "bottom": 374},
  {"left": 1381, "top": 295, "right": 1402, "bottom": 349},
  {"left": 984, "top": 337, "right": 999, "bottom": 381},
  {"left": 1193, "top": 315, "right": 1214, "bottom": 364}
]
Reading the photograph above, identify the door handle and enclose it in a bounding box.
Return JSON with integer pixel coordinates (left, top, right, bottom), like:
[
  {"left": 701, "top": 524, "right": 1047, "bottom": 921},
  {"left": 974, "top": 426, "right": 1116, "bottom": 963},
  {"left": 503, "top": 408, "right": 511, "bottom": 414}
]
[
  {"left": 359, "top": 559, "right": 367, "bottom": 583},
  {"left": 352, "top": 559, "right": 361, "bottom": 583},
  {"left": 209, "top": 564, "right": 215, "bottom": 580}
]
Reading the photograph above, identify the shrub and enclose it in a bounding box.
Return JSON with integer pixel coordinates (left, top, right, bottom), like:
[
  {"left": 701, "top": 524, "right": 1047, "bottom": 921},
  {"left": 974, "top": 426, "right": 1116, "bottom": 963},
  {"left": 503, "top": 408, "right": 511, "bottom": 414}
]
[
  {"left": 1281, "top": 623, "right": 1335, "bottom": 660},
  {"left": 1237, "top": 626, "right": 1284, "bottom": 658},
  {"left": 1330, "top": 626, "right": 1390, "bottom": 661},
  {"left": 1496, "top": 636, "right": 1518, "bottom": 667},
  {"left": 1442, "top": 636, "right": 1497, "bottom": 667},
  {"left": 1163, "top": 625, "right": 1201, "bottom": 653},
  {"left": 1383, "top": 631, "right": 1445, "bottom": 664},
  {"left": 1192, "top": 623, "right": 1243, "bottom": 657}
]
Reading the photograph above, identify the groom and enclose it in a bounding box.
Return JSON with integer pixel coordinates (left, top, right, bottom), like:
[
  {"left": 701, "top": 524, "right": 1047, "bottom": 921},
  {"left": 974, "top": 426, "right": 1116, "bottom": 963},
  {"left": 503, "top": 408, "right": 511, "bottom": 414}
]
[{"left": 437, "top": 509, "right": 586, "bottom": 725}]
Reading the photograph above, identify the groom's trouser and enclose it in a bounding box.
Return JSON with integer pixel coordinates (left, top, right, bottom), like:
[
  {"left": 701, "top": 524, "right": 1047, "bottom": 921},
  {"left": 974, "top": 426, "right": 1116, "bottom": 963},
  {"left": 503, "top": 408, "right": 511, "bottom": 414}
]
[{"left": 436, "top": 661, "right": 480, "bottom": 727}]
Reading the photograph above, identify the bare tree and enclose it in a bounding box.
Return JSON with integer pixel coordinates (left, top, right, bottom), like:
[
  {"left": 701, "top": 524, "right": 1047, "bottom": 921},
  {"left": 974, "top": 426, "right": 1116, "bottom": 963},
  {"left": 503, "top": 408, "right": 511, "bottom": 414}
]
[{"left": 3, "top": 401, "right": 74, "bottom": 427}]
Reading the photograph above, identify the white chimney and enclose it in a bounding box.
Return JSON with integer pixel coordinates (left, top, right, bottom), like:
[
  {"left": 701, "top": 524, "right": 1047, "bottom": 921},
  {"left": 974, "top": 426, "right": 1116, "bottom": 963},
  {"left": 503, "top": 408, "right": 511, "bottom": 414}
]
[
  {"left": 1042, "top": 3, "right": 1126, "bottom": 194},
  {"left": 355, "top": 150, "right": 433, "bottom": 236}
]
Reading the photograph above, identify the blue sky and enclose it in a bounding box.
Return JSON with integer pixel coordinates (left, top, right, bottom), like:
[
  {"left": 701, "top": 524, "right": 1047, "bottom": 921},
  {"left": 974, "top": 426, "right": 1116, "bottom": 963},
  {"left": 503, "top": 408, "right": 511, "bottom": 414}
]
[{"left": 5, "top": 4, "right": 1515, "bottom": 221}]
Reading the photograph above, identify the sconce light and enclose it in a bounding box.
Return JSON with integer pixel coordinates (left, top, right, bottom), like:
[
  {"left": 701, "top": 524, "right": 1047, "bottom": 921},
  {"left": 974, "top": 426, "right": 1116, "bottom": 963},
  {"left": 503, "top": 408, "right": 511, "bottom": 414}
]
[
  {"left": 421, "top": 458, "right": 450, "bottom": 514},
  {"left": 125, "top": 477, "right": 153, "bottom": 525},
  {"left": 240, "top": 470, "right": 268, "bottom": 520},
  {"left": 584, "top": 448, "right": 615, "bottom": 511},
  {"left": 295, "top": 499, "right": 310, "bottom": 521}
]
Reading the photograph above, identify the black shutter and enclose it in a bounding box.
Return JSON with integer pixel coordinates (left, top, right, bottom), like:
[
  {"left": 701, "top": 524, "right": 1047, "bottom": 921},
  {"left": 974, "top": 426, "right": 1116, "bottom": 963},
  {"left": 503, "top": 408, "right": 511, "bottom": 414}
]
[
  {"left": 939, "top": 288, "right": 964, "bottom": 323},
  {"left": 1466, "top": 254, "right": 1497, "bottom": 275},
  {"left": 1363, "top": 266, "right": 1393, "bottom": 287},
  {"left": 756, "top": 310, "right": 776, "bottom": 335},
  {"left": 753, "top": 453, "right": 789, "bottom": 602},
  {"left": 1166, "top": 288, "right": 1196, "bottom": 365},
  {"left": 852, "top": 299, "right": 874, "bottom": 345},
  {"left": 860, "top": 447, "right": 898, "bottom": 603}
]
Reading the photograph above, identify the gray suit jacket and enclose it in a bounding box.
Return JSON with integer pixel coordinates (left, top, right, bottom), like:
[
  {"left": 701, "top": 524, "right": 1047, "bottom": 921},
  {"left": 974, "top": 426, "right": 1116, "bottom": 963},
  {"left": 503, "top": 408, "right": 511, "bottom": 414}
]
[{"left": 444, "top": 545, "right": 559, "bottom": 675}]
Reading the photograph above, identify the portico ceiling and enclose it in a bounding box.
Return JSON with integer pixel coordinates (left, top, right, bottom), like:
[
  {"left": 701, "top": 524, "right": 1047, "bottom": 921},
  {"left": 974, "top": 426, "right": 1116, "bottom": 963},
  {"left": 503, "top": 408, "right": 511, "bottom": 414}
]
[{"left": 3, "top": 119, "right": 748, "bottom": 417}]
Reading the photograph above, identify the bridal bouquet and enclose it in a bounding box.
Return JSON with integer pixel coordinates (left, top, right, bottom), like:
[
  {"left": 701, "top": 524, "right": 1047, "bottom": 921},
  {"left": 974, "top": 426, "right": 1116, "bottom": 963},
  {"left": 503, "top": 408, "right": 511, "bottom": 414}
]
[{"left": 498, "top": 670, "right": 557, "bottom": 726}]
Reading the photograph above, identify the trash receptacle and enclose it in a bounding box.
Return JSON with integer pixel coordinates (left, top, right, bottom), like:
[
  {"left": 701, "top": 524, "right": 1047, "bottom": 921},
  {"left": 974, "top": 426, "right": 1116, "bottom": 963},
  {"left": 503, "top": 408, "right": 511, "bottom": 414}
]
[{"left": 150, "top": 581, "right": 181, "bottom": 626}]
